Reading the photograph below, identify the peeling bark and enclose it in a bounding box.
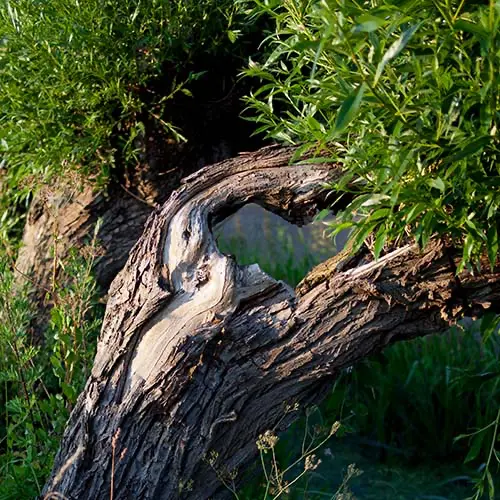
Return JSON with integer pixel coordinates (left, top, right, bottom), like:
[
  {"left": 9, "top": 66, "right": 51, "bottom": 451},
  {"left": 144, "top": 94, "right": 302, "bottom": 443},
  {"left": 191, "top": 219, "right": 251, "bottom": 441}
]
[{"left": 42, "top": 146, "right": 500, "bottom": 499}]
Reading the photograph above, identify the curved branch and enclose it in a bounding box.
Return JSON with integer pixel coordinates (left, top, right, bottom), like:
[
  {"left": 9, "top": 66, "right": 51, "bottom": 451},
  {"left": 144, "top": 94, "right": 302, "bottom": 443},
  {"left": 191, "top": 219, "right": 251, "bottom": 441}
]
[{"left": 43, "top": 146, "right": 500, "bottom": 499}]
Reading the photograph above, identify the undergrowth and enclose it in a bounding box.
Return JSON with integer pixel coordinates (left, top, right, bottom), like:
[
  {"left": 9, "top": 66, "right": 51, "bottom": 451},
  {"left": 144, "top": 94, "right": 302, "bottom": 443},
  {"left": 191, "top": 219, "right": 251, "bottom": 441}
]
[{"left": 0, "top": 228, "right": 103, "bottom": 499}]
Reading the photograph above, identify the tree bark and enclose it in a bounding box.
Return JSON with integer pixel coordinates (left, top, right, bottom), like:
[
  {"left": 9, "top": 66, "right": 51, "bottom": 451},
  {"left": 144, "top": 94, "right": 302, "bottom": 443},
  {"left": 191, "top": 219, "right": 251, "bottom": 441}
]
[
  {"left": 42, "top": 146, "right": 500, "bottom": 499},
  {"left": 16, "top": 76, "right": 262, "bottom": 296},
  {"left": 15, "top": 139, "right": 239, "bottom": 296}
]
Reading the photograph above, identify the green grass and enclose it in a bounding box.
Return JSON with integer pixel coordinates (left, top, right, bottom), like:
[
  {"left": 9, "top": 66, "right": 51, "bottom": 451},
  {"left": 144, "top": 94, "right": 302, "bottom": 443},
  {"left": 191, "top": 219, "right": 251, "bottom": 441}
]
[
  {"left": 218, "top": 232, "right": 324, "bottom": 287},
  {"left": 330, "top": 326, "right": 500, "bottom": 464},
  {"left": 217, "top": 211, "right": 336, "bottom": 287},
  {"left": 0, "top": 232, "right": 103, "bottom": 499}
]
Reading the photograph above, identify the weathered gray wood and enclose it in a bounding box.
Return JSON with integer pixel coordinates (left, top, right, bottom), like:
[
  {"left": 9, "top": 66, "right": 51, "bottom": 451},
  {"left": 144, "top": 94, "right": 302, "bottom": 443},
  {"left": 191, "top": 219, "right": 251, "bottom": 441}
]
[
  {"left": 16, "top": 137, "right": 241, "bottom": 296},
  {"left": 42, "top": 146, "right": 500, "bottom": 499},
  {"left": 15, "top": 138, "right": 241, "bottom": 335}
]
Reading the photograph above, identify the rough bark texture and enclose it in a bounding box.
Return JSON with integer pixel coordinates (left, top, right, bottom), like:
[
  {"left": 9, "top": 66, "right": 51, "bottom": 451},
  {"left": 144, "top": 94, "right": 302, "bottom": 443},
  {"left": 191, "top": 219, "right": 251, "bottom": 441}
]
[
  {"left": 16, "top": 86, "right": 262, "bottom": 295},
  {"left": 43, "top": 146, "right": 500, "bottom": 499}
]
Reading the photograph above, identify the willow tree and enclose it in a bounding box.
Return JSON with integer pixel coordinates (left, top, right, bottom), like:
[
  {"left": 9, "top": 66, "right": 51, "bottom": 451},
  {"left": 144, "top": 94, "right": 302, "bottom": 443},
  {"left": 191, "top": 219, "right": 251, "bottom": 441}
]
[
  {"left": 1, "top": 0, "right": 260, "bottom": 295},
  {"left": 40, "top": 144, "right": 500, "bottom": 499},
  {"left": 5, "top": 0, "right": 500, "bottom": 497}
]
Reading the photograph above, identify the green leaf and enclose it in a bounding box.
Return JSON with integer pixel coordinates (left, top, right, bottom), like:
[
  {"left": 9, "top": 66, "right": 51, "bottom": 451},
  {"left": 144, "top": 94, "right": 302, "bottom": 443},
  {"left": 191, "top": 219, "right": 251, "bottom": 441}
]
[
  {"left": 315, "top": 208, "right": 331, "bottom": 222},
  {"left": 374, "top": 226, "right": 387, "bottom": 259},
  {"left": 367, "top": 208, "right": 390, "bottom": 221},
  {"left": 292, "top": 40, "right": 321, "bottom": 51},
  {"left": 465, "top": 218, "right": 486, "bottom": 242},
  {"left": 227, "top": 30, "right": 238, "bottom": 43},
  {"left": 428, "top": 177, "right": 445, "bottom": 192},
  {"left": 404, "top": 203, "right": 427, "bottom": 224},
  {"left": 374, "top": 23, "right": 421, "bottom": 85},
  {"left": 332, "top": 83, "right": 366, "bottom": 134},
  {"left": 346, "top": 194, "right": 378, "bottom": 212},
  {"left": 328, "top": 221, "right": 355, "bottom": 238},
  {"left": 480, "top": 312, "right": 500, "bottom": 343},
  {"left": 352, "top": 221, "right": 379, "bottom": 251},
  {"left": 487, "top": 225, "right": 498, "bottom": 269},
  {"left": 464, "top": 431, "right": 485, "bottom": 463},
  {"left": 415, "top": 212, "right": 434, "bottom": 249},
  {"left": 462, "top": 234, "right": 475, "bottom": 265},
  {"left": 454, "top": 19, "right": 489, "bottom": 39},
  {"left": 447, "top": 136, "right": 491, "bottom": 163},
  {"left": 50, "top": 355, "right": 63, "bottom": 377},
  {"left": 487, "top": 200, "right": 498, "bottom": 219},
  {"left": 353, "top": 14, "right": 386, "bottom": 33},
  {"left": 61, "top": 382, "right": 77, "bottom": 402},
  {"left": 487, "top": 469, "right": 495, "bottom": 499}
]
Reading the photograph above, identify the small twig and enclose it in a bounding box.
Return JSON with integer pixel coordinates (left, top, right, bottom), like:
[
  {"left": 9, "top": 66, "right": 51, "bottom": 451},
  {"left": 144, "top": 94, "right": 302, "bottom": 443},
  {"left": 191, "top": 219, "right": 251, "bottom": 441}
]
[
  {"left": 120, "top": 183, "right": 156, "bottom": 208},
  {"left": 1, "top": 239, "right": 52, "bottom": 296}
]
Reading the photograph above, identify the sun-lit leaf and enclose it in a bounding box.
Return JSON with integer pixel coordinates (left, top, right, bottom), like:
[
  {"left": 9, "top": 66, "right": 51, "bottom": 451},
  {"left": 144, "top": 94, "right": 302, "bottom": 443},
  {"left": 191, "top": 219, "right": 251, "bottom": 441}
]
[
  {"left": 332, "top": 83, "right": 367, "bottom": 135},
  {"left": 374, "top": 226, "right": 387, "bottom": 259},
  {"left": 487, "top": 225, "right": 498, "bottom": 270},
  {"left": 353, "top": 14, "right": 386, "bottom": 33},
  {"left": 462, "top": 234, "right": 475, "bottom": 265},
  {"left": 360, "top": 193, "right": 390, "bottom": 207},
  {"left": 428, "top": 177, "right": 445, "bottom": 192},
  {"left": 374, "top": 23, "right": 421, "bottom": 85}
]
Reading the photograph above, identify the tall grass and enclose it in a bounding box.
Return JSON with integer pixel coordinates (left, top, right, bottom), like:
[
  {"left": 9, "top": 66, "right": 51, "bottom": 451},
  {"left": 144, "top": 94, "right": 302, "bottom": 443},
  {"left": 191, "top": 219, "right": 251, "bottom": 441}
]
[
  {"left": 329, "top": 325, "right": 500, "bottom": 464},
  {"left": 0, "top": 231, "right": 103, "bottom": 499}
]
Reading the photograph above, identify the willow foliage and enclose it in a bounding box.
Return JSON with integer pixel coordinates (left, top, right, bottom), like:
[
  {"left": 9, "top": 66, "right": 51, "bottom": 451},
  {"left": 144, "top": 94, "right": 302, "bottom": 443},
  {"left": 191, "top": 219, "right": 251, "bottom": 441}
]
[{"left": 243, "top": 0, "right": 500, "bottom": 270}]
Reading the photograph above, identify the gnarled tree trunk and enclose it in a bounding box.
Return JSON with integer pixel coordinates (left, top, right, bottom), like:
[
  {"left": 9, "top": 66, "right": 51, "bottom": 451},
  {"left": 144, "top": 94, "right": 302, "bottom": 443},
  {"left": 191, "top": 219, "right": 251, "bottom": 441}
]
[
  {"left": 15, "top": 139, "right": 240, "bottom": 296},
  {"left": 16, "top": 75, "right": 262, "bottom": 297},
  {"left": 42, "top": 146, "right": 500, "bottom": 499}
]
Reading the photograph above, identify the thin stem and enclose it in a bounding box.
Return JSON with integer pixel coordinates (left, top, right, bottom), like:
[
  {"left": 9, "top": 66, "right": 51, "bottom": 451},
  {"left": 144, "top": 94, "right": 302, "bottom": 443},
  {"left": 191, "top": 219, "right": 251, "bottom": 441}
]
[
  {"left": 473, "top": 408, "right": 500, "bottom": 500},
  {"left": 281, "top": 435, "right": 330, "bottom": 477},
  {"left": 452, "top": 0, "right": 466, "bottom": 21},
  {"left": 261, "top": 451, "right": 271, "bottom": 500},
  {"left": 272, "top": 469, "right": 308, "bottom": 500}
]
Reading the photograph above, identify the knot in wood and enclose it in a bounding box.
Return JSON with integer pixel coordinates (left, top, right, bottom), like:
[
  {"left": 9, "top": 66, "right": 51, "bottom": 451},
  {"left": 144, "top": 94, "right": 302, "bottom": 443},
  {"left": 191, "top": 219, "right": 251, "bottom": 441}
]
[{"left": 194, "top": 266, "right": 210, "bottom": 287}]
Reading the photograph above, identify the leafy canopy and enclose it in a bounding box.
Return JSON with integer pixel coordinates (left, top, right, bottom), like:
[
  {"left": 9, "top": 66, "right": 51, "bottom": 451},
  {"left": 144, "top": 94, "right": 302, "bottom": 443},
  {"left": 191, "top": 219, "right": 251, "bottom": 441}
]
[{"left": 243, "top": 0, "right": 500, "bottom": 270}]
